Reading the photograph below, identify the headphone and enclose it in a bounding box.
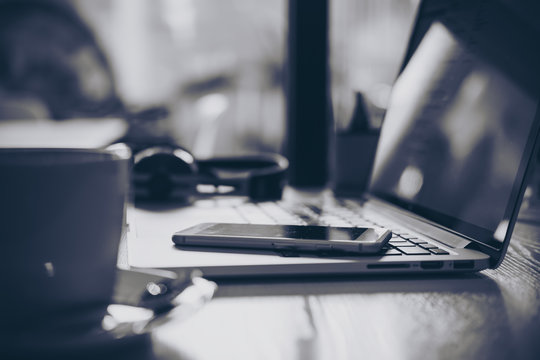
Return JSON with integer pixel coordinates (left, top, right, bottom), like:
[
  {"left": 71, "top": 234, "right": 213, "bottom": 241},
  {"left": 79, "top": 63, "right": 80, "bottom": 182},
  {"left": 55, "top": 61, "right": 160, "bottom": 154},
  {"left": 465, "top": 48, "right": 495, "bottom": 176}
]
[{"left": 131, "top": 146, "right": 289, "bottom": 203}]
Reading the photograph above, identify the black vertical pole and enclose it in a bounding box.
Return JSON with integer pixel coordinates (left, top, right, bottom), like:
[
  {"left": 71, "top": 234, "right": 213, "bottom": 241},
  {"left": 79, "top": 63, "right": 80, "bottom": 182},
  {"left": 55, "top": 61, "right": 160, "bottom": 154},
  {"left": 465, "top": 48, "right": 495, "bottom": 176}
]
[{"left": 285, "top": 0, "right": 331, "bottom": 187}]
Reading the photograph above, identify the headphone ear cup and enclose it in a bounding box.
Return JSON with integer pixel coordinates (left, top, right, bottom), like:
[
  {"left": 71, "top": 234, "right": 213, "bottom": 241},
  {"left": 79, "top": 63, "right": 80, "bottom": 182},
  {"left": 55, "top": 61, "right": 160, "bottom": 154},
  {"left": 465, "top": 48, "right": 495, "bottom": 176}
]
[
  {"left": 247, "top": 170, "right": 287, "bottom": 201},
  {"left": 132, "top": 147, "right": 198, "bottom": 202},
  {"left": 197, "top": 154, "right": 288, "bottom": 200}
]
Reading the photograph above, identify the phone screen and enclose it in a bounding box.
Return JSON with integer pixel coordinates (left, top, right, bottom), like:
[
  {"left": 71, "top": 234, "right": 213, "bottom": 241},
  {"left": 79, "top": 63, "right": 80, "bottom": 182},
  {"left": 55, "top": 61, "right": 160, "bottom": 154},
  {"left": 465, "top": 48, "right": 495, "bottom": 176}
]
[{"left": 199, "top": 224, "right": 375, "bottom": 242}]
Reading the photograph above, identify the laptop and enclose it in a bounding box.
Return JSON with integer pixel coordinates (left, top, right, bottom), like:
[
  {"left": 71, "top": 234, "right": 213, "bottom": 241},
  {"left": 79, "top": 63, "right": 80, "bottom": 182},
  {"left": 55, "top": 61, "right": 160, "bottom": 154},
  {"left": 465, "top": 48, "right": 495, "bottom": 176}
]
[{"left": 126, "top": 0, "right": 540, "bottom": 277}]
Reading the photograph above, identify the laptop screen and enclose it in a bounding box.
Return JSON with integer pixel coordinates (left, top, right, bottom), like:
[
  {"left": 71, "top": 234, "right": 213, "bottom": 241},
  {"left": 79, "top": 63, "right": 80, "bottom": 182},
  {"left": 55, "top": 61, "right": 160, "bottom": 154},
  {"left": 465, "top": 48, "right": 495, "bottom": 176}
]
[{"left": 369, "top": 0, "right": 540, "bottom": 250}]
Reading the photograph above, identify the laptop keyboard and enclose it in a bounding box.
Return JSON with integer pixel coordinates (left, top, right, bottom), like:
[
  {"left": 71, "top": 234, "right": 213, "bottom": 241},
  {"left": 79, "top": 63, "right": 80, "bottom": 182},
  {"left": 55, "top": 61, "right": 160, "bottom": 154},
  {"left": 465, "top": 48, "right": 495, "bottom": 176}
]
[{"left": 233, "top": 200, "right": 450, "bottom": 256}]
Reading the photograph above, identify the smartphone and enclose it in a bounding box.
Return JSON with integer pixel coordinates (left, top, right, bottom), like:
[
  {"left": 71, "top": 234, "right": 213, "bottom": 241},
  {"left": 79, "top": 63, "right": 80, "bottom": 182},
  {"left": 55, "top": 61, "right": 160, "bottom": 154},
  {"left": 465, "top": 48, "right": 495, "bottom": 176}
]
[{"left": 172, "top": 223, "right": 392, "bottom": 255}]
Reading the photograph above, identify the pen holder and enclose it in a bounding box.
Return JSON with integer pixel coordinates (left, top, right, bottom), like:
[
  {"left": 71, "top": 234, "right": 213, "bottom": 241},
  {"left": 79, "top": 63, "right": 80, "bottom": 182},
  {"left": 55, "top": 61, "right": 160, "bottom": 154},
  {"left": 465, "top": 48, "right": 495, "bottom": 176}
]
[{"left": 333, "top": 131, "right": 379, "bottom": 197}]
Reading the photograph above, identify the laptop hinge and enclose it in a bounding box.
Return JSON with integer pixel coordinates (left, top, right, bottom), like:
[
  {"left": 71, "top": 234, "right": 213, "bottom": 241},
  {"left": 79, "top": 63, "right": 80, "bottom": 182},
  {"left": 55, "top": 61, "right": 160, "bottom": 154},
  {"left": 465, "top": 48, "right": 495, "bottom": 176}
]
[{"left": 364, "top": 199, "right": 472, "bottom": 249}]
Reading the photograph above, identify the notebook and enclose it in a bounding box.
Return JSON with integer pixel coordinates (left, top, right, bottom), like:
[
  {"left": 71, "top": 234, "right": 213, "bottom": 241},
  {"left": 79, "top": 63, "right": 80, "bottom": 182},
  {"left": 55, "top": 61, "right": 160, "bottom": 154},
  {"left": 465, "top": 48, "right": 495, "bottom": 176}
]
[{"left": 126, "top": 0, "right": 540, "bottom": 277}]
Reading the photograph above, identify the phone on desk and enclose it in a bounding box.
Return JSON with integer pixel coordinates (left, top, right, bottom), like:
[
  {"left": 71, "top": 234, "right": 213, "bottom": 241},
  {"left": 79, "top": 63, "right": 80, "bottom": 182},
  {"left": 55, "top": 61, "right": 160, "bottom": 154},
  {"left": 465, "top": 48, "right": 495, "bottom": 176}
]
[{"left": 172, "top": 223, "right": 392, "bottom": 255}]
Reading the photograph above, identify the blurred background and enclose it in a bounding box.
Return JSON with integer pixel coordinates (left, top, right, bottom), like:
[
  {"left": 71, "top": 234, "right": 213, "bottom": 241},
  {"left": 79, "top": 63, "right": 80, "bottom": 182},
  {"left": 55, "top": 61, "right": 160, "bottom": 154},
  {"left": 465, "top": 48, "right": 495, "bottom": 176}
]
[
  {"left": 0, "top": 0, "right": 538, "bottom": 209},
  {"left": 0, "top": 0, "right": 418, "bottom": 156}
]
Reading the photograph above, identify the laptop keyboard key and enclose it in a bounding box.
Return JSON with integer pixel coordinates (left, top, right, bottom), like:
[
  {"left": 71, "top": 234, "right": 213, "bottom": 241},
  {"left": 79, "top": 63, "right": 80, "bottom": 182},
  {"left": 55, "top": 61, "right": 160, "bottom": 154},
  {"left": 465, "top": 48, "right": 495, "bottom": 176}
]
[
  {"left": 381, "top": 249, "right": 403, "bottom": 256},
  {"left": 429, "top": 248, "right": 450, "bottom": 255},
  {"left": 397, "top": 246, "right": 431, "bottom": 255},
  {"left": 390, "top": 241, "right": 415, "bottom": 247}
]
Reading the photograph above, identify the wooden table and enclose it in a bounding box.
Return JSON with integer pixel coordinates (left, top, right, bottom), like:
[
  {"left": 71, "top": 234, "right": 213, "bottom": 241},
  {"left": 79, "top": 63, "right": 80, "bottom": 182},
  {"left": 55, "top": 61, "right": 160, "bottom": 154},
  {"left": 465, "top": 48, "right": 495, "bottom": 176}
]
[{"left": 120, "top": 206, "right": 540, "bottom": 360}]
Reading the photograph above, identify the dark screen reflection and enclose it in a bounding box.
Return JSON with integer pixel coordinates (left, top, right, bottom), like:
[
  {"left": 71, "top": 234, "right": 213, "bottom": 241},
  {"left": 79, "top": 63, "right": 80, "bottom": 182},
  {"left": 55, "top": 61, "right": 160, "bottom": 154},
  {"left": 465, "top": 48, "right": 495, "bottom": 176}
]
[
  {"left": 205, "top": 224, "right": 369, "bottom": 241},
  {"left": 370, "top": 22, "right": 537, "bottom": 236}
]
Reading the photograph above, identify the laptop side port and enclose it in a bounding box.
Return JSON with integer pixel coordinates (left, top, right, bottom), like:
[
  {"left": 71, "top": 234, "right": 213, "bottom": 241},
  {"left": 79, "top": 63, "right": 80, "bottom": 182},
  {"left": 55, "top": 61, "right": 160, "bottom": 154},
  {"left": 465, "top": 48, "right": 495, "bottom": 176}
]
[
  {"left": 420, "top": 261, "right": 444, "bottom": 269},
  {"left": 454, "top": 260, "right": 475, "bottom": 269},
  {"left": 367, "top": 263, "right": 410, "bottom": 269}
]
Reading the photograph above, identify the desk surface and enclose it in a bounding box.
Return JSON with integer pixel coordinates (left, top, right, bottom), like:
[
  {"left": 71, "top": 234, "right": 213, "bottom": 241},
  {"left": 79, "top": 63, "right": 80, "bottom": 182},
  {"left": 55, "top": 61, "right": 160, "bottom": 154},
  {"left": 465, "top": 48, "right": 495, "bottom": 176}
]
[{"left": 118, "top": 202, "right": 540, "bottom": 360}]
